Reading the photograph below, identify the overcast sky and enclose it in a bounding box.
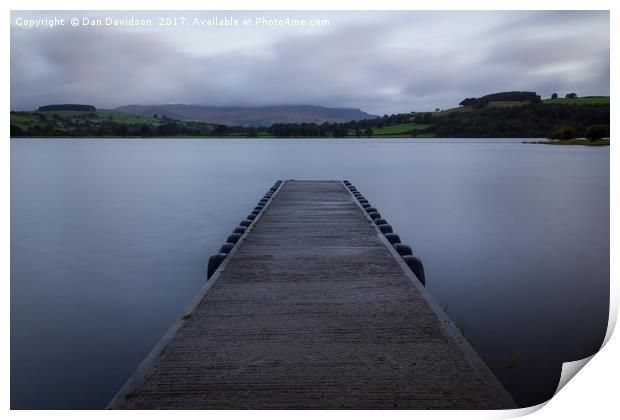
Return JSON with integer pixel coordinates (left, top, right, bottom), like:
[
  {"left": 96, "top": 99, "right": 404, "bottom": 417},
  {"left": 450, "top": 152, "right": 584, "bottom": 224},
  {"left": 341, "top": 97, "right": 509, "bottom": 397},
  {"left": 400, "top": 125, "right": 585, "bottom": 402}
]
[{"left": 10, "top": 10, "right": 609, "bottom": 114}]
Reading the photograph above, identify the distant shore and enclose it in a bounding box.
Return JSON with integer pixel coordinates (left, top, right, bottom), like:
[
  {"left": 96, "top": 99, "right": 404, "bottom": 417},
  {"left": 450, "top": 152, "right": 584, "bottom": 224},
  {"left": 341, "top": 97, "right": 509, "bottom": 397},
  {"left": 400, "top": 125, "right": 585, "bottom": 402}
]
[
  {"left": 11, "top": 93, "right": 610, "bottom": 139},
  {"left": 10, "top": 136, "right": 608, "bottom": 144},
  {"left": 523, "top": 139, "right": 610, "bottom": 146}
]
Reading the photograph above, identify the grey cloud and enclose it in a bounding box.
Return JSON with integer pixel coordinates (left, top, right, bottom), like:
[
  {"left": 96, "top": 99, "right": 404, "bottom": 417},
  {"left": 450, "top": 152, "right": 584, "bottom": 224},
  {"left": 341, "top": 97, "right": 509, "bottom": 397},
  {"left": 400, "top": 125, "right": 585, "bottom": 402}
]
[{"left": 10, "top": 11, "right": 610, "bottom": 114}]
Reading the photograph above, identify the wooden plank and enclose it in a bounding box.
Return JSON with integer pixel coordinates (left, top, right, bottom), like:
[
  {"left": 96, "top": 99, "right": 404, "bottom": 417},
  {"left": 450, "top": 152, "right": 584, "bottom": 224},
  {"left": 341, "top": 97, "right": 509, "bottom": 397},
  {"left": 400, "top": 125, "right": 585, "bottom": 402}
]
[{"left": 108, "top": 180, "right": 515, "bottom": 409}]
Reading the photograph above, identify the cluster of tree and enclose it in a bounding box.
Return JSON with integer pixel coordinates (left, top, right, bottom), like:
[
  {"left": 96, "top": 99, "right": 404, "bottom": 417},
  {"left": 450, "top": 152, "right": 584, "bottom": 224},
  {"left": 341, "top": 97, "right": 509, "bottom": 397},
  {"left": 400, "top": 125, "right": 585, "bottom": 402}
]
[
  {"left": 459, "top": 91, "right": 542, "bottom": 109},
  {"left": 267, "top": 113, "right": 425, "bottom": 138},
  {"left": 585, "top": 125, "right": 609, "bottom": 140},
  {"left": 268, "top": 122, "right": 361, "bottom": 138},
  {"left": 548, "top": 126, "right": 578, "bottom": 141},
  {"left": 434, "top": 103, "right": 609, "bottom": 138},
  {"left": 37, "top": 104, "right": 96, "bottom": 112},
  {"left": 550, "top": 93, "right": 578, "bottom": 99},
  {"left": 548, "top": 124, "right": 609, "bottom": 141},
  {"left": 270, "top": 123, "right": 329, "bottom": 137}
]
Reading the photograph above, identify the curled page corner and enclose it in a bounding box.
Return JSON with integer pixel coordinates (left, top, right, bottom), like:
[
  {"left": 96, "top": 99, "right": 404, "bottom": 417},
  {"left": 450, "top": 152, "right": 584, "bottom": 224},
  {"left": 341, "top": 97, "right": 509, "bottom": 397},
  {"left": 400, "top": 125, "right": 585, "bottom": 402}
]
[
  {"left": 554, "top": 355, "right": 595, "bottom": 396},
  {"left": 499, "top": 355, "right": 596, "bottom": 417},
  {"left": 602, "top": 305, "right": 618, "bottom": 349},
  {"left": 544, "top": 297, "right": 618, "bottom": 405},
  {"left": 497, "top": 401, "right": 547, "bottom": 418},
  {"left": 550, "top": 302, "right": 617, "bottom": 397}
]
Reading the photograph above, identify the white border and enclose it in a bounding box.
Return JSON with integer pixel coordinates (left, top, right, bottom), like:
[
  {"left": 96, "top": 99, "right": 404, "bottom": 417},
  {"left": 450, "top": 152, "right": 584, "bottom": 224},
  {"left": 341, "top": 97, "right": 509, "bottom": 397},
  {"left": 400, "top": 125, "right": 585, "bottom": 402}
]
[{"left": 4, "top": 1, "right": 616, "bottom": 418}]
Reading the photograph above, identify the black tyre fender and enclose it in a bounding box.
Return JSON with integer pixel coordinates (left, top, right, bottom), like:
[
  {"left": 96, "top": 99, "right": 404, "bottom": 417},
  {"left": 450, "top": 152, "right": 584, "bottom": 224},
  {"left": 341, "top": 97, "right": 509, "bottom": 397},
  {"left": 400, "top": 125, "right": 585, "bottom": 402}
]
[
  {"left": 393, "top": 244, "right": 413, "bottom": 256},
  {"left": 219, "top": 243, "right": 235, "bottom": 254},
  {"left": 384, "top": 233, "right": 401, "bottom": 244},
  {"left": 207, "top": 253, "right": 227, "bottom": 279},
  {"left": 379, "top": 224, "right": 393, "bottom": 234},
  {"left": 226, "top": 233, "right": 242, "bottom": 243},
  {"left": 402, "top": 255, "right": 426, "bottom": 286}
]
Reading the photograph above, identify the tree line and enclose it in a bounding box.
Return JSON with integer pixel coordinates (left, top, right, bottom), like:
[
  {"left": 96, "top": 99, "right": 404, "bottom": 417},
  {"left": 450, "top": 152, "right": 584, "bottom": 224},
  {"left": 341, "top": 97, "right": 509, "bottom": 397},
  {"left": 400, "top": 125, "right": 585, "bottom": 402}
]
[{"left": 10, "top": 110, "right": 426, "bottom": 138}]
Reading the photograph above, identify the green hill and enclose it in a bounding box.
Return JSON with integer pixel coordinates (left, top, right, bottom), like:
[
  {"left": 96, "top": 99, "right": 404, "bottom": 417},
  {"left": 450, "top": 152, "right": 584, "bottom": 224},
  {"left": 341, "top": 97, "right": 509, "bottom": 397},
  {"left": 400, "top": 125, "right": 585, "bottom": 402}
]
[
  {"left": 436, "top": 94, "right": 610, "bottom": 115},
  {"left": 431, "top": 102, "right": 609, "bottom": 138}
]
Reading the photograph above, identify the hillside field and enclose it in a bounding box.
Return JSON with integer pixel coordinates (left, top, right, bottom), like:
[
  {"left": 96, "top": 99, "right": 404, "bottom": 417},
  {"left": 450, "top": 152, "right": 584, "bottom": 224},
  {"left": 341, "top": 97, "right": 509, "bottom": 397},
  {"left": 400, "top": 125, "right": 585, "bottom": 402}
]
[
  {"left": 542, "top": 96, "right": 610, "bottom": 105},
  {"left": 372, "top": 122, "right": 431, "bottom": 136}
]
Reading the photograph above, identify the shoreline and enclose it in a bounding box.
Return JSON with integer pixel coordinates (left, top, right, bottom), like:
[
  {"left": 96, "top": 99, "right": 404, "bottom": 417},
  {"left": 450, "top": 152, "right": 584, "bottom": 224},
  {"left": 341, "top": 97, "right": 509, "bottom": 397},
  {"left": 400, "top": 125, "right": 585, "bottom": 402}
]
[
  {"left": 11, "top": 136, "right": 548, "bottom": 140},
  {"left": 10, "top": 136, "right": 609, "bottom": 145},
  {"left": 523, "top": 139, "right": 610, "bottom": 146}
]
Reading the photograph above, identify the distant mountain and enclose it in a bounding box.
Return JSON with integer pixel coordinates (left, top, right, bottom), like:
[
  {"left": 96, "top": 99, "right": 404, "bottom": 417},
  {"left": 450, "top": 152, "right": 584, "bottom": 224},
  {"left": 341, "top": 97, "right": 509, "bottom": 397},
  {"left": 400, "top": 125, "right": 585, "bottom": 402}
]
[{"left": 112, "top": 104, "right": 377, "bottom": 126}]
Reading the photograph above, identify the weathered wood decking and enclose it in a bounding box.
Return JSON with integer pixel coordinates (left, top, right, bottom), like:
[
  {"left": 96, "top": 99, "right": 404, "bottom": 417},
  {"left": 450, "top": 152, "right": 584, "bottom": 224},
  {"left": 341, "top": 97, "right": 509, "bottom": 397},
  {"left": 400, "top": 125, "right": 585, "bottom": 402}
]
[{"left": 109, "top": 180, "right": 515, "bottom": 409}]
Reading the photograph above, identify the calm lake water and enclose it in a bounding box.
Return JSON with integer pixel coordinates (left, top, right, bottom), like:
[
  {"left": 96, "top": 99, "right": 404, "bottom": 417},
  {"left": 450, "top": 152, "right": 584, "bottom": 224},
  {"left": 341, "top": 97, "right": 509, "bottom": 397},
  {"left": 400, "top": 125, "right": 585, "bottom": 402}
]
[{"left": 11, "top": 138, "right": 609, "bottom": 409}]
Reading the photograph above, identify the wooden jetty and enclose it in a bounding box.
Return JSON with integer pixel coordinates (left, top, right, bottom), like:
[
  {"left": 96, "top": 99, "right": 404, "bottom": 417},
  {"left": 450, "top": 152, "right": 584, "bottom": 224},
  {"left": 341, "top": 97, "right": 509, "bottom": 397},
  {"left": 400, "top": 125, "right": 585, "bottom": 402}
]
[{"left": 108, "top": 180, "right": 515, "bottom": 409}]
